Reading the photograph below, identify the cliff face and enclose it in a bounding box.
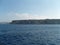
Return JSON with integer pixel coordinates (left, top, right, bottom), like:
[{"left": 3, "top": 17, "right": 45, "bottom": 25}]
[{"left": 10, "top": 19, "right": 60, "bottom": 24}]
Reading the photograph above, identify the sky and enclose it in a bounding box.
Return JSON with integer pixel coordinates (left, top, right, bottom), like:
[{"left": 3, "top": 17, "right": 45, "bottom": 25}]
[{"left": 0, "top": 0, "right": 60, "bottom": 22}]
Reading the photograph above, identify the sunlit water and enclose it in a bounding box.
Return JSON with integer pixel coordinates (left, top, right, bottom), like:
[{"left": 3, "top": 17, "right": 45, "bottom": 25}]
[{"left": 0, "top": 24, "right": 60, "bottom": 45}]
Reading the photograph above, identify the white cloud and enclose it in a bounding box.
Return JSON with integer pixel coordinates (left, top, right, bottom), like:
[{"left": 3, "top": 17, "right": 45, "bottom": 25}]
[
  {"left": 7, "top": 9, "right": 60, "bottom": 22},
  {"left": 15, "top": 13, "right": 48, "bottom": 20},
  {"left": 6, "top": 12, "right": 50, "bottom": 22}
]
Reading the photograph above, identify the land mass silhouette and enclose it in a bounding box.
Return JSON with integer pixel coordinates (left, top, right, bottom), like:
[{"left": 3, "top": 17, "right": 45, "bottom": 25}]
[{"left": 10, "top": 19, "right": 60, "bottom": 24}]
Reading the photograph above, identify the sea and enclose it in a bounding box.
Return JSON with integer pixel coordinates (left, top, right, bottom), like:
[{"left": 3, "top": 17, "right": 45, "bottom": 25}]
[{"left": 0, "top": 24, "right": 60, "bottom": 45}]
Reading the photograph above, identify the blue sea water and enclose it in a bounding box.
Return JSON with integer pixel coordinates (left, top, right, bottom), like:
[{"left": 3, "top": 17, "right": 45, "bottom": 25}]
[{"left": 0, "top": 24, "right": 60, "bottom": 45}]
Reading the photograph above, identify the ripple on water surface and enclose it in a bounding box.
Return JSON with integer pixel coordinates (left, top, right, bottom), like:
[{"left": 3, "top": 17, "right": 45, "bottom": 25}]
[{"left": 0, "top": 24, "right": 60, "bottom": 45}]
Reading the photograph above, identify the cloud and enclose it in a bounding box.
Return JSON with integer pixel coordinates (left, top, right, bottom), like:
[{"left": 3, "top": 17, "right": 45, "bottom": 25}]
[
  {"left": 6, "top": 12, "right": 49, "bottom": 22},
  {"left": 15, "top": 13, "right": 48, "bottom": 20},
  {"left": 7, "top": 9, "right": 60, "bottom": 22}
]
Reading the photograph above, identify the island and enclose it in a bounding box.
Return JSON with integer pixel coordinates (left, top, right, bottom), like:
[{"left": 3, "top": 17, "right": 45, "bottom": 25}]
[{"left": 10, "top": 19, "right": 60, "bottom": 24}]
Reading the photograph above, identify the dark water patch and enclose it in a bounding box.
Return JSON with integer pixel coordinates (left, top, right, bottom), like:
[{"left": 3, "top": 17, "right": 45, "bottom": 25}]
[{"left": 0, "top": 24, "right": 60, "bottom": 45}]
